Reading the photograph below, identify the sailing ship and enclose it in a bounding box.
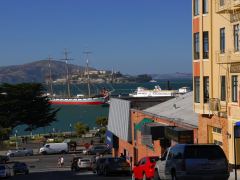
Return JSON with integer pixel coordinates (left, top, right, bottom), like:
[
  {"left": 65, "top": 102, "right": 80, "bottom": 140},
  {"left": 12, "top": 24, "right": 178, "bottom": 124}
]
[{"left": 47, "top": 50, "right": 109, "bottom": 105}]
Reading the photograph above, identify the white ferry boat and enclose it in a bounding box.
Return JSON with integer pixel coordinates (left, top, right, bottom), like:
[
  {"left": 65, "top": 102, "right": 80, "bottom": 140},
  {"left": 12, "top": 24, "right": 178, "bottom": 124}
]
[
  {"left": 129, "top": 85, "right": 176, "bottom": 97},
  {"left": 178, "top": 87, "right": 191, "bottom": 94}
]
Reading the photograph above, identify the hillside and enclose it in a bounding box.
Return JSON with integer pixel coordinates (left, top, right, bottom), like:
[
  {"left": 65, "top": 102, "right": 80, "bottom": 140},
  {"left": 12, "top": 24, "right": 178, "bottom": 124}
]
[
  {"left": 150, "top": 72, "right": 192, "bottom": 80},
  {"left": 0, "top": 60, "right": 88, "bottom": 84}
]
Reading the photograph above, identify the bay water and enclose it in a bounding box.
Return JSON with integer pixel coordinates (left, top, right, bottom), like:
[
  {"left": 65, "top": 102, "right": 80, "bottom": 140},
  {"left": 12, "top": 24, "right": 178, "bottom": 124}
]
[{"left": 15, "top": 79, "right": 192, "bottom": 136}]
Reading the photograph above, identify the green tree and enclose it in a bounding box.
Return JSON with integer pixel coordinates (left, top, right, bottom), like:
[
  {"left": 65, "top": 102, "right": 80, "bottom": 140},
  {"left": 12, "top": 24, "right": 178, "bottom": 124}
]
[
  {"left": 96, "top": 117, "right": 108, "bottom": 128},
  {"left": 0, "top": 83, "right": 59, "bottom": 132},
  {"left": 74, "top": 122, "right": 89, "bottom": 137}
]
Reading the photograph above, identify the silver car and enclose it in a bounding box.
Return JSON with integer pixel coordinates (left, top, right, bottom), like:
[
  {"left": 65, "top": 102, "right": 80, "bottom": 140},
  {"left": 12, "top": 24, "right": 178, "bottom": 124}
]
[
  {"left": 154, "top": 144, "right": 229, "bottom": 180},
  {"left": 6, "top": 147, "right": 33, "bottom": 157},
  {"left": 77, "top": 158, "right": 92, "bottom": 170}
]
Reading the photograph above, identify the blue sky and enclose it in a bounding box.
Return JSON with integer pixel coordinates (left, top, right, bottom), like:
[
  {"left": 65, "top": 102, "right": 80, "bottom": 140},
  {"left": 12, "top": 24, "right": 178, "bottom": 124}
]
[{"left": 0, "top": 0, "right": 192, "bottom": 75}]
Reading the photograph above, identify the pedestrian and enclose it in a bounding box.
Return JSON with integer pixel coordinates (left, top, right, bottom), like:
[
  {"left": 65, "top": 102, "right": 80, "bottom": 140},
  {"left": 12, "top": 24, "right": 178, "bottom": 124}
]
[
  {"left": 57, "top": 157, "right": 61, "bottom": 168},
  {"left": 60, "top": 156, "right": 64, "bottom": 167}
]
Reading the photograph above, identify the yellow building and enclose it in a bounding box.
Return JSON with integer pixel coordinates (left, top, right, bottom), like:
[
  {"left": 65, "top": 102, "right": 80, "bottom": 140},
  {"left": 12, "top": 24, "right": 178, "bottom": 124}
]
[{"left": 192, "top": 0, "right": 240, "bottom": 165}]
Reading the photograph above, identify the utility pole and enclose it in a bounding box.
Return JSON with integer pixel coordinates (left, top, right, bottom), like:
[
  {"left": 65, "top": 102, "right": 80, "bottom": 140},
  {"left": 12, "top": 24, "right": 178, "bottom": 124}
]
[
  {"left": 60, "top": 49, "right": 73, "bottom": 98},
  {"left": 84, "top": 51, "right": 91, "bottom": 97}
]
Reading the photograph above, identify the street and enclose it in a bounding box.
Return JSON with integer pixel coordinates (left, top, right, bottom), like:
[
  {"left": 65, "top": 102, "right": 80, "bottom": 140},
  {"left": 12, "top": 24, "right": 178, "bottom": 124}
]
[{"left": 6, "top": 153, "right": 132, "bottom": 180}]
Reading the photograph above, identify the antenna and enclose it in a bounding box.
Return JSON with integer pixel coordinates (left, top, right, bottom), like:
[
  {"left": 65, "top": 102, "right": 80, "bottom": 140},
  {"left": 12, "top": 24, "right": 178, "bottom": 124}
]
[
  {"left": 60, "top": 49, "right": 74, "bottom": 98},
  {"left": 83, "top": 51, "right": 92, "bottom": 97}
]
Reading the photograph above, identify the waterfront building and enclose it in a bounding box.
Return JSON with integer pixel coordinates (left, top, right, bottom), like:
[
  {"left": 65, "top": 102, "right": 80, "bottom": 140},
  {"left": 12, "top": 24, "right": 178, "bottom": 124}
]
[
  {"left": 107, "top": 93, "right": 198, "bottom": 166},
  {"left": 192, "top": 0, "right": 240, "bottom": 166}
]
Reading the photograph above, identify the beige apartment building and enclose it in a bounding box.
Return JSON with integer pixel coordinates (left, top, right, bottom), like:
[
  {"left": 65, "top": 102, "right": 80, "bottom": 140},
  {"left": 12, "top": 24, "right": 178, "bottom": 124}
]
[{"left": 192, "top": 0, "right": 240, "bottom": 166}]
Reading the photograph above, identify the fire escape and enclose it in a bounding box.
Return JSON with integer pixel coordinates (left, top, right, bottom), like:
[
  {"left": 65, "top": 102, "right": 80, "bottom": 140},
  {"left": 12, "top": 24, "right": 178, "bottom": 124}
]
[{"left": 210, "top": 0, "right": 240, "bottom": 115}]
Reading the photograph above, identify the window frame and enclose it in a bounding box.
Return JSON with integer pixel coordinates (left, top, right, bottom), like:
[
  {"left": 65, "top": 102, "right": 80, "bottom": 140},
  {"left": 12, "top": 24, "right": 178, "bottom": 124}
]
[
  {"left": 220, "top": 28, "right": 225, "bottom": 54},
  {"left": 203, "top": 31, "right": 209, "bottom": 59},
  {"left": 234, "top": 24, "right": 239, "bottom": 52},
  {"left": 194, "top": 77, "right": 200, "bottom": 103},
  {"left": 194, "top": 32, "right": 200, "bottom": 60},
  {"left": 232, "top": 75, "right": 238, "bottom": 102},
  {"left": 220, "top": 76, "right": 226, "bottom": 101},
  {"left": 203, "top": 76, "right": 209, "bottom": 103}
]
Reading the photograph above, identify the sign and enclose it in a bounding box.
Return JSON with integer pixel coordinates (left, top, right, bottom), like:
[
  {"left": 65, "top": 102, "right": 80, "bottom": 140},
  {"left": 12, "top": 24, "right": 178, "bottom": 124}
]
[
  {"left": 235, "top": 122, "right": 240, "bottom": 138},
  {"left": 230, "top": 63, "right": 240, "bottom": 73}
]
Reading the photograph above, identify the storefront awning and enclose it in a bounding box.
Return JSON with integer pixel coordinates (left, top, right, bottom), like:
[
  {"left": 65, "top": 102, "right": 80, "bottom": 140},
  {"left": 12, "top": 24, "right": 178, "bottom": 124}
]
[{"left": 135, "top": 118, "right": 154, "bottom": 131}]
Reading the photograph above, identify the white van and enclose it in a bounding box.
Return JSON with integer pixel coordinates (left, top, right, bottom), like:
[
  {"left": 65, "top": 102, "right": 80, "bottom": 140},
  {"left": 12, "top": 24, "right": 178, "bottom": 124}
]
[{"left": 39, "top": 143, "right": 68, "bottom": 155}]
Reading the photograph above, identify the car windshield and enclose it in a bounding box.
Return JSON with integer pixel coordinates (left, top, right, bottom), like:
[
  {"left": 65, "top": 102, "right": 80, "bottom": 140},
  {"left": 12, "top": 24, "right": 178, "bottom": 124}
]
[
  {"left": 149, "top": 157, "right": 159, "bottom": 163},
  {"left": 185, "top": 145, "right": 226, "bottom": 159}
]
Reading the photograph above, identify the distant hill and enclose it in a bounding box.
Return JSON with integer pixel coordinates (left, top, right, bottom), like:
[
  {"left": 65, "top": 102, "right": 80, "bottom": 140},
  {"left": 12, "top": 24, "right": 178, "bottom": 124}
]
[
  {"left": 0, "top": 60, "right": 90, "bottom": 84},
  {"left": 150, "top": 72, "right": 192, "bottom": 80}
]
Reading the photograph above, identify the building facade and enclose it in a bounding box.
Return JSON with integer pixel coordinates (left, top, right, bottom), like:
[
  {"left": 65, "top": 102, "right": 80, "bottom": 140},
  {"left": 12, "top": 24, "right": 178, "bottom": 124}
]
[
  {"left": 192, "top": 0, "right": 240, "bottom": 165},
  {"left": 107, "top": 93, "right": 198, "bottom": 167}
]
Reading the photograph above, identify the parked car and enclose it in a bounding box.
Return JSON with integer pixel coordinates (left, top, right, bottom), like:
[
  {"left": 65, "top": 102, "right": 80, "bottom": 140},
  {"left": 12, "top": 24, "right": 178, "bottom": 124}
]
[
  {"left": 0, "top": 164, "right": 11, "bottom": 178},
  {"left": 6, "top": 148, "right": 33, "bottom": 157},
  {"left": 132, "top": 156, "right": 159, "bottom": 180},
  {"left": 71, "top": 156, "right": 82, "bottom": 171},
  {"left": 96, "top": 157, "right": 131, "bottom": 176},
  {"left": 39, "top": 143, "right": 68, "bottom": 155},
  {"left": 77, "top": 158, "right": 92, "bottom": 170},
  {"left": 0, "top": 155, "right": 9, "bottom": 163},
  {"left": 154, "top": 144, "right": 230, "bottom": 180},
  {"left": 13, "top": 162, "right": 29, "bottom": 175},
  {"left": 84, "top": 145, "right": 110, "bottom": 155}
]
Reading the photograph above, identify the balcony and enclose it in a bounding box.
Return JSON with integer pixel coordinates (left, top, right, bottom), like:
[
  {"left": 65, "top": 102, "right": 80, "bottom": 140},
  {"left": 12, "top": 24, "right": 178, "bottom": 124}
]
[
  {"left": 216, "top": 0, "right": 233, "bottom": 13},
  {"left": 216, "top": 50, "right": 240, "bottom": 64},
  {"left": 232, "top": 0, "right": 240, "bottom": 7}
]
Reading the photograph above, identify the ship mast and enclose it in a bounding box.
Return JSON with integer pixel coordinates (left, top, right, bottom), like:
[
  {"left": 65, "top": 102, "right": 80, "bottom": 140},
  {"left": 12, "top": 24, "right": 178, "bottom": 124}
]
[
  {"left": 48, "top": 56, "right": 53, "bottom": 96},
  {"left": 84, "top": 51, "right": 91, "bottom": 97},
  {"left": 61, "top": 49, "right": 73, "bottom": 98}
]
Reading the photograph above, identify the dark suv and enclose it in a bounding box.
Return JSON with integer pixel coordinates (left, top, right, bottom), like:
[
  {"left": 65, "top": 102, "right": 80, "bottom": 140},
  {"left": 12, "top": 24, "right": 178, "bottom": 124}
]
[{"left": 96, "top": 157, "right": 131, "bottom": 176}]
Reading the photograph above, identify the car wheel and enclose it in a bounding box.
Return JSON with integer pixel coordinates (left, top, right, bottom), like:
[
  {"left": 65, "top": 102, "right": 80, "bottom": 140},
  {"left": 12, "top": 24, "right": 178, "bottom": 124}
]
[
  {"left": 103, "top": 168, "right": 108, "bottom": 176},
  {"left": 61, "top": 150, "right": 66, "bottom": 154},
  {"left": 171, "top": 171, "right": 177, "bottom": 180},
  {"left": 132, "top": 173, "right": 138, "bottom": 180},
  {"left": 42, "top": 151, "right": 47, "bottom": 155},
  {"left": 10, "top": 154, "right": 14, "bottom": 157},
  {"left": 25, "top": 170, "right": 29, "bottom": 175},
  {"left": 153, "top": 169, "right": 160, "bottom": 180},
  {"left": 96, "top": 169, "right": 101, "bottom": 176}
]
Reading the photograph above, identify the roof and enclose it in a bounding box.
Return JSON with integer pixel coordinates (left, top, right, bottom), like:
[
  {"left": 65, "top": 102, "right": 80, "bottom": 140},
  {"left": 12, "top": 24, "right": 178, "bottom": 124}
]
[{"left": 143, "top": 92, "right": 198, "bottom": 127}]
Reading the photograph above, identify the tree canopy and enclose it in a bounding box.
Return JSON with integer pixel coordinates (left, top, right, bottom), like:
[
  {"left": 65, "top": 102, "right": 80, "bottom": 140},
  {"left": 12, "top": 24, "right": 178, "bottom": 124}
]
[
  {"left": 74, "top": 122, "right": 89, "bottom": 137},
  {"left": 0, "top": 83, "right": 59, "bottom": 132}
]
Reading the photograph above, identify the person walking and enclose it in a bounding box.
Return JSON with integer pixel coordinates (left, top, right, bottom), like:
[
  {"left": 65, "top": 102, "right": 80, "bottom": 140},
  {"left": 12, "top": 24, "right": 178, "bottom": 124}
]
[
  {"left": 60, "top": 156, "right": 64, "bottom": 167},
  {"left": 57, "top": 157, "right": 61, "bottom": 168}
]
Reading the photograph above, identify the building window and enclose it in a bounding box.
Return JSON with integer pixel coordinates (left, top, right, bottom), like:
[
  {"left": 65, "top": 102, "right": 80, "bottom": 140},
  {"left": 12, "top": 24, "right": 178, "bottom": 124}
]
[
  {"left": 220, "top": 28, "right": 225, "bottom": 54},
  {"left": 194, "top": 33, "right": 200, "bottom": 59},
  {"left": 232, "top": 75, "right": 238, "bottom": 102},
  {"left": 203, "top": 31, "right": 209, "bottom": 59},
  {"left": 234, "top": 24, "right": 239, "bottom": 52},
  {"left": 194, "top": 0, "right": 199, "bottom": 16},
  {"left": 214, "top": 140, "right": 223, "bottom": 146},
  {"left": 221, "top": 76, "right": 226, "bottom": 101},
  {"left": 203, "top": 0, "right": 208, "bottom": 14},
  {"left": 220, "top": 0, "right": 224, "bottom": 6},
  {"left": 213, "top": 127, "right": 222, "bottom": 134},
  {"left": 194, "top": 77, "right": 200, "bottom": 103},
  {"left": 203, "top": 76, "right": 209, "bottom": 103}
]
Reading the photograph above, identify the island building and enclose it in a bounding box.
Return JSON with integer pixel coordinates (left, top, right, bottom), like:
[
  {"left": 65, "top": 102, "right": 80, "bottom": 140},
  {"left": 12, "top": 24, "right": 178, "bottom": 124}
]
[
  {"left": 192, "top": 0, "right": 240, "bottom": 166},
  {"left": 106, "top": 92, "right": 198, "bottom": 167}
]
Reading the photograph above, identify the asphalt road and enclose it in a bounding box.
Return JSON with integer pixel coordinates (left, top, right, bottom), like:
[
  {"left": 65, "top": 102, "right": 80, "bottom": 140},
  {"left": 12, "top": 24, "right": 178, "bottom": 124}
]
[{"left": 6, "top": 153, "right": 132, "bottom": 180}]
